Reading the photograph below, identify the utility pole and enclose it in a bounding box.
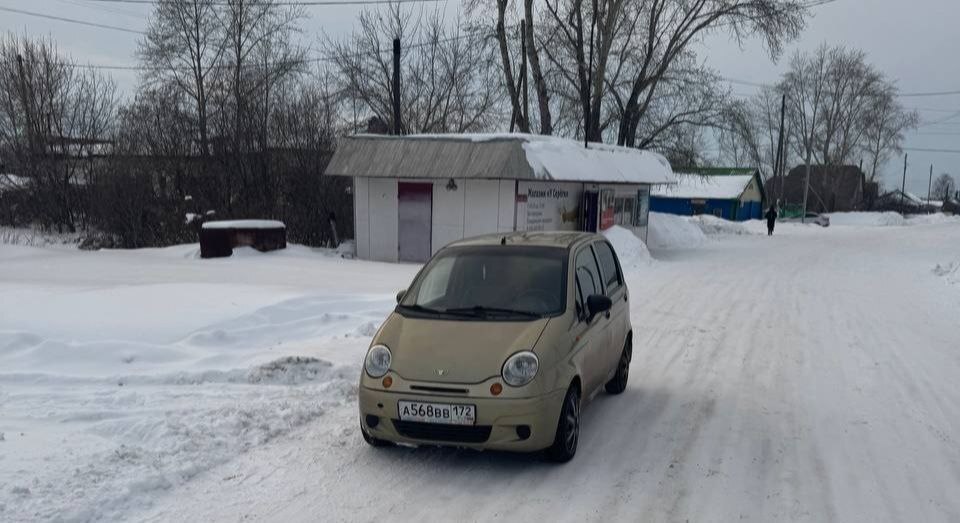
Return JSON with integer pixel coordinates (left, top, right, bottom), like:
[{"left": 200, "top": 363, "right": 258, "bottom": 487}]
[
  {"left": 392, "top": 38, "right": 402, "bottom": 135},
  {"left": 585, "top": 0, "right": 597, "bottom": 148},
  {"left": 801, "top": 144, "right": 812, "bottom": 224},
  {"left": 900, "top": 153, "right": 908, "bottom": 215},
  {"left": 773, "top": 94, "right": 786, "bottom": 205},
  {"left": 520, "top": 19, "right": 529, "bottom": 133},
  {"left": 927, "top": 164, "right": 933, "bottom": 212}
]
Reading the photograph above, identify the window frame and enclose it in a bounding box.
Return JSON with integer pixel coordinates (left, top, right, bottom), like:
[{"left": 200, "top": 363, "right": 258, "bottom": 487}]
[
  {"left": 573, "top": 245, "right": 604, "bottom": 320},
  {"left": 591, "top": 240, "right": 624, "bottom": 295}
]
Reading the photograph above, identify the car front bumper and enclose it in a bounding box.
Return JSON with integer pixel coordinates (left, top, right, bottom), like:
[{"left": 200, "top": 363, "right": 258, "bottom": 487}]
[{"left": 358, "top": 385, "right": 566, "bottom": 452}]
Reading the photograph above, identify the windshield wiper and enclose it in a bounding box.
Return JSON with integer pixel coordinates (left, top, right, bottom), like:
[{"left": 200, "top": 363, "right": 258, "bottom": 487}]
[
  {"left": 399, "top": 304, "right": 476, "bottom": 317},
  {"left": 444, "top": 306, "right": 542, "bottom": 319}
]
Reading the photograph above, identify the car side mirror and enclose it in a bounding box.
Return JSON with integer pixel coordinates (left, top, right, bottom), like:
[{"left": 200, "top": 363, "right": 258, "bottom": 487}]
[
  {"left": 396, "top": 289, "right": 407, "bottom": 304},
  {"left": 586, "top": 294, "right": 612, "bottom": 320}
]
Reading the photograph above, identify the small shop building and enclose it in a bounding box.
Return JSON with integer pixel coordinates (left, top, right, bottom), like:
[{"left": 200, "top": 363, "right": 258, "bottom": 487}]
[
  {"left": 324, "top": 134, "right": 676, "bottom": 262},
  {"left": 650, "top": 167, "right": 765, "bottom": 221}
]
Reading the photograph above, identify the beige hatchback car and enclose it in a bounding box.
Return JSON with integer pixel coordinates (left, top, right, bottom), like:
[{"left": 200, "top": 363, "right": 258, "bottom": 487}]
[{"left": 359, "top": 232, "right": 632, "bottom": 462}]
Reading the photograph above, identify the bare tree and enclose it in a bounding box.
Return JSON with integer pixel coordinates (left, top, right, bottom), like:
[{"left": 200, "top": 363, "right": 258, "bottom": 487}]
[
  {"left": 611, "top": 0, "right": 807, "bottom": 147},
  {"left": 718, "top": 87, "right": 786, "bottom": 177},
  {"left": 0, "top": 34, "right": 117, "bottom": 232},
  {"left": 474, "top": 0, "right": 807, "bottom": 146},
  {"left": 781, "top": 45, "right": 918, "bottom": 185},
  {"left": 139, "top": 0, "right": 225, "bottom": 157},
  {"left": 326, "top": 4, "right": 502, "bottom": 134},
  {"left": 932, "top": 173, "right": 957, "bottom": 201},
  {"left": 861, "top": 86, "right": 919, "bottom": 183}
]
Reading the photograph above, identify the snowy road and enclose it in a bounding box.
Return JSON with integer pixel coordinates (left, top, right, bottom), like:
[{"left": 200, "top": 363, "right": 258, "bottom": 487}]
[
  {"left": 132, "top": 224, "right": 960, "bottom": 522},
  {"left": 3, "top": 222, "right": 960, "bottom": 522}
]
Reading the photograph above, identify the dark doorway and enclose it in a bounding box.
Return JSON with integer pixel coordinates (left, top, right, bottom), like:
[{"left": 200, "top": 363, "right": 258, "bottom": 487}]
[
  {"left": 398, "top": 183, "right": 433, "bottom": 262},
  {"left": 580, "top": 191, "right": 599, "bottom": 232}
]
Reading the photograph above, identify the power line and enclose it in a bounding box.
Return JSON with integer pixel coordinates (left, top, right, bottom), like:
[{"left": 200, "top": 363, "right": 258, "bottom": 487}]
[
  {"left": 906, "top": 106, "right": 960, "bottom": 113},
  {"left": 903, "top": 147, "right": 960, "bottom": 154},
  {"left": 899, "top": 89, "right": 960, "bottom": 98},
  {"left": 80, "top": 0, "right": 443, "bottom": 5},
  {"left": 59, "top": 0, "right": 145, "bottom": 18},
  {"left": 26, "top": 30, "right": 489, "bottom": 72},
  {"left": 0, "top": 6, "right": 145, "bottom": 34}
]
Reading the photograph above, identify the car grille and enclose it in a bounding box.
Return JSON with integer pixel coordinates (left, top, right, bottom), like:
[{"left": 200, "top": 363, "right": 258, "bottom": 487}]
[{"left": 392, "top": 420, "right": 492, "bottom": 443}]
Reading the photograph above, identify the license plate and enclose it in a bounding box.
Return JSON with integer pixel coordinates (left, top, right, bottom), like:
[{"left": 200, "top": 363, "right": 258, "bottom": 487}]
[{"left": 398, "top": 400, "right": 476, "bottom": 425}]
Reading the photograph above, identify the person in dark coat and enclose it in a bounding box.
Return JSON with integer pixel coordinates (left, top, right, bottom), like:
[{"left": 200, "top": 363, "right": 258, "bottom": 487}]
[{"left": 765, "top": 204, "right": 778, "bottom": 236}]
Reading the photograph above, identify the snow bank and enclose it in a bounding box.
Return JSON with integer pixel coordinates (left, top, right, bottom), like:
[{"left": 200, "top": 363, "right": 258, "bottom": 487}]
[
  {"left": 0, "top": 226, "right": 82, "bottom": 247},
  {"left": 602, "top": 226, "right": 652, "bottom": 270},
  {"left": 827, "top": 212, "right": 960, "bottom": 227},
  {"left": 0, "top": 244, "right": 419, "bottom": 522},
  {"left": 906, "top": 213, "right": 960, "bottom": 226},
  {"left": 828, "top": 212, "right": 907, "bottom": 226},
  {"left": 689, "top": 215, "right": 757, "bottom": 236},
  {"left": 3, "top": 368, "right": 357, "bottom": 522},
  {"left": 647, "top": 212, "right": 708, "bottom": 249}
]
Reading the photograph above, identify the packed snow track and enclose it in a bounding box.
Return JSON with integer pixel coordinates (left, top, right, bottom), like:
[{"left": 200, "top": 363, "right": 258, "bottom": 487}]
[{"left": 2, "top": 221, "right": 959, "bottom": 522}]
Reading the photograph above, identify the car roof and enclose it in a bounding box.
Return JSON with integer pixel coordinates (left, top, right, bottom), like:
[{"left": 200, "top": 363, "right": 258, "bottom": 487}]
[{"left": 444, "top": 231, "right": 599, "bottom": 250}]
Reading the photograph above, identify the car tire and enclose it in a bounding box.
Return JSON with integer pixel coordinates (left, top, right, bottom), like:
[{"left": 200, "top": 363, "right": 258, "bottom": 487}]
[
  {"left": 545, "top": 385, "right": 581, "bottom": 463},
  {"left": 605, "top": 338, "right": 632, "bottom": 394},
  {"left": 361, "top": 424, "right": 393, "bottom": 447}
]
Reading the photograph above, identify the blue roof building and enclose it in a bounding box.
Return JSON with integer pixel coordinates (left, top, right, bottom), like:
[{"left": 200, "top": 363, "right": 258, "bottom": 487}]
[{"left": 650, "top": 167, "right": 766, "bottom": 221}]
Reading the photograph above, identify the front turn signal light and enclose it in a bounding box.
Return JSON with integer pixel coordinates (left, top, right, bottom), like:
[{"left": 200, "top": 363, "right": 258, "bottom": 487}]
[
  {"left": 382, "top": 376, "right": 393, "bottom": 388},
  {"left": 490, "top": 382, "right": 503, "bottom": 396}
]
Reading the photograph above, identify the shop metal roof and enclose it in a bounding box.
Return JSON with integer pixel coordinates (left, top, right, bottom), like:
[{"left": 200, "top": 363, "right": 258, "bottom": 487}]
[{"left": 324, "top": 133, "right": 676, "bottom": 185}]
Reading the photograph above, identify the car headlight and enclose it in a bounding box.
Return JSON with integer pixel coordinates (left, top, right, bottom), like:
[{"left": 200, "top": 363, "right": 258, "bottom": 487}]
[
  {"left": 364, "top": 344, "right": 392, "bottom": 378},
  {"left": 501, "top": 351, "right": 539, "bottom": 387}
]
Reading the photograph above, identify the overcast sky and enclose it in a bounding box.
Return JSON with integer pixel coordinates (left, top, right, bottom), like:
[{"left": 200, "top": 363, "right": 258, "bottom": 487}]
[{"left": 2, "top": 0, "right": 958, "bottom": 195}]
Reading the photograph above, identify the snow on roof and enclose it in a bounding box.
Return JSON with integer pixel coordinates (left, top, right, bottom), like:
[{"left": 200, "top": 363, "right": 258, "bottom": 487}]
[
  {"left": 651, "top": 173, "right": 755, "bottom": 200},
  {"left": 522, "top": 136, "right": 675, "bottom": 184},
  {"left": 325, "top": 133, "right": 675, "bottom": 185},
  {"left": 202, "top": 220, "right": 285, "bottom": 230}
]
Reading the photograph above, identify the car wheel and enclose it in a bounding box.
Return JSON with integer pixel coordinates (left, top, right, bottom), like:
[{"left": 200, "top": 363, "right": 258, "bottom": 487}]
[
  {"left": 361, "top": 423, "right": 392, "bottom": 447},
  {"left": 546, "top": 385, "right": 580, "bottom": 463},
  {"left": 605, "top": 338, "right": 632, "bottom": 394}
]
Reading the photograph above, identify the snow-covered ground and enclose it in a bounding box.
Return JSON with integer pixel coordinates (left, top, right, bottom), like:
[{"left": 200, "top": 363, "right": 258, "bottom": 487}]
[{"left": 2, "top": 218, "right": 960, "bottom": 522}]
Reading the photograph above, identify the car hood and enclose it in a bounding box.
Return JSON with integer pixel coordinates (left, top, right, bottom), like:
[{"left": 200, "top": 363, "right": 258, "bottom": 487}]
[{"left": 377, "top": 312, "right": 550, "bottom": 384}]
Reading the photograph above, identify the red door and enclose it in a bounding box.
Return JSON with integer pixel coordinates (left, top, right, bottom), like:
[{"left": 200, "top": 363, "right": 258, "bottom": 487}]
[{"left": 398, "top": 183, "right": 433, "bottom": 262}]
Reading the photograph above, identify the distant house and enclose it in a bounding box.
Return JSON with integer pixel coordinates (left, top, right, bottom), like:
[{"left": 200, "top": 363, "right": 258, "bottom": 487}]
[
  {"left": 766, "top": 165, "right": 871, "bottom": 213},
  {"left": 875, "top": 189, "right": 936, "bottom": 213},
  {"left": 324, "top": 134, "right": 675, "bottom": 262},
  {"left": 649, "top": 167, "right": 766, "bottom": 221},
  {"left": 943, "top": 196, "right": 960, "bottom": 215}
]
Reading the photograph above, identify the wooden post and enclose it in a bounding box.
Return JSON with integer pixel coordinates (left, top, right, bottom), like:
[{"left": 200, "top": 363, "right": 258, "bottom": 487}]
[
  {"left": 392, "top": 38, "right": 401, "bottom": 135},
  {"left": 900, "top": 153, "right": 908, "bottom": 215},
  {"left": 774, "top": 94, "right": 786, "bottom": 201}
]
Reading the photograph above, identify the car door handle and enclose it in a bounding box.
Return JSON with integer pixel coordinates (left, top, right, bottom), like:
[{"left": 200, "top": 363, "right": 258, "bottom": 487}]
[{"left": 604, "top": 311, "right": 611, "bottom": 319}]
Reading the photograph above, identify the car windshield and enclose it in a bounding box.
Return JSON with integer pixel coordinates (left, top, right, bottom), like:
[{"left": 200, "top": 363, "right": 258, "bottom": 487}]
[{"left": 399, "top": 246, "right": 566, "bottom": 319}]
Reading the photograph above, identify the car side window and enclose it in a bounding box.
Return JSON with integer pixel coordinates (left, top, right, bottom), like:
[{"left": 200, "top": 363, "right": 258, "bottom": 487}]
[
  {"left": 592, "top": 241, "right": 622, "bottom": 294},
  {"left": 574, "top": 247, "right": 602, "bottom": 306}
]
